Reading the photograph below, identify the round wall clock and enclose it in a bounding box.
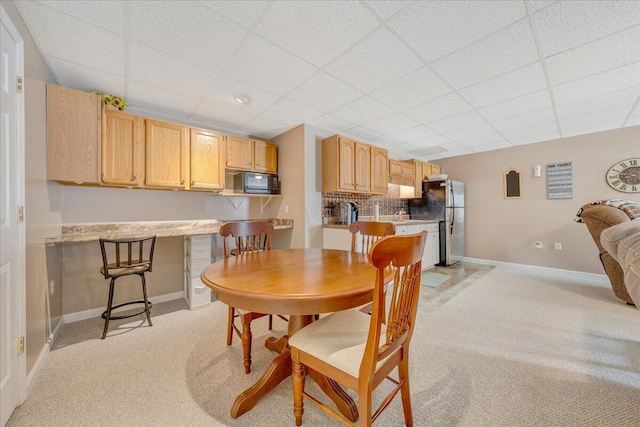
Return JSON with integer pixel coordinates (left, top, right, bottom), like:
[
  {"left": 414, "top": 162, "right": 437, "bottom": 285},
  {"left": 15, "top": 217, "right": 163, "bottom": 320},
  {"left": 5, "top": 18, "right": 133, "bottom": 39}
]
[{"left": 606, "top": 158, "right": 640, "bottom": 193}]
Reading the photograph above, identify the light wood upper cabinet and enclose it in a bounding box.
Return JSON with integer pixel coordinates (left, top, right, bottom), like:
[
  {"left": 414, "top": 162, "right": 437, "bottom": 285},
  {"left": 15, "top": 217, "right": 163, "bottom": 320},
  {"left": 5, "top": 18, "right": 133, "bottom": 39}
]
[
  {"left": 190, "top": 128, "right": 224, "bottom": 191},
  {"left": 226, "top": 135, "right": 254, "bottom": 171},
  {"left": 254, "top": 140, "right": 277, "bottom": 174},
  {"left": 431, "top": 163, "right": 441, "bottom": 175},
  {"left": 423, "top": 162, "right": 432, "bottom": 180},
  {"left": 388, "top": 159, "right": 415, "bottom": 187},
  {"left": 370, "top": 146, "right": 389, "bottom": 194},
  {"left": 101, "top": 110, "right": 144, "bottom": 187},
  {"left": 145, "top": 119, "right": 189, "bottom": 189},
  {"left": 354, "top": 142, "right": 371, "bottom": 192},
  {"left": 46, "top": 83, "right": 101, "bottom": 183}
]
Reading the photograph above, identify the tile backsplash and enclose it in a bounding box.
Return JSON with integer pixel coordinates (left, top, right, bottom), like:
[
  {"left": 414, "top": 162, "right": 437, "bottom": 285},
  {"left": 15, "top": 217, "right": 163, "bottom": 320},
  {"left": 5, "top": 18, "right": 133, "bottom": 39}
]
[{"left": 322, "top": 185, "right": 409, "bottom": 223}]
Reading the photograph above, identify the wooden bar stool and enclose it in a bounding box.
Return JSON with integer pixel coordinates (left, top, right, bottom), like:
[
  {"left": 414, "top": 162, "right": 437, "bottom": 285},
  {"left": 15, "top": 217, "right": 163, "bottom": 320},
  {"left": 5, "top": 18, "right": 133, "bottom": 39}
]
[{"left": 98, "top": 235, "right": 156, "bottom": 339}]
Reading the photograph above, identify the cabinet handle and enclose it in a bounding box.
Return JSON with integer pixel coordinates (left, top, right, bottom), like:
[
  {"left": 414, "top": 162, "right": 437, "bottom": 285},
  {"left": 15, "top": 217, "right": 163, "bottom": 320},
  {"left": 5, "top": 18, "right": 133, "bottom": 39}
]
[
  {"left": 180, "top": 180, "right": 185, "bottom": 185},
  {"left": 132, "top": 175, "right": 137, "bottom": 181},
  {"left": 191, "top": 180, "right": 195, "bottom": 185}
]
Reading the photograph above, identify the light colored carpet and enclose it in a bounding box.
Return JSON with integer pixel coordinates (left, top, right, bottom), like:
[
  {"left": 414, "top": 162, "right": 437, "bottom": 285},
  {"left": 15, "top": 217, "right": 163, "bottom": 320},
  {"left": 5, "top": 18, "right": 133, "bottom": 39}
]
[
  {"left": 8, "top": 265, "right": 640, "bottom": 426},
  {"left": 421, "top": 271, "right": 451, "bottom": 288}
]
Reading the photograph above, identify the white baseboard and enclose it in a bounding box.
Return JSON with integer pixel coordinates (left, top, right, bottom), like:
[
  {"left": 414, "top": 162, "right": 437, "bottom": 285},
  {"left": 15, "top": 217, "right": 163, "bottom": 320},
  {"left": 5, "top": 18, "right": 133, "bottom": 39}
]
[
  {"left": 27, "top": 316, "right": 65, "bottom": 396},
  {"left": 461, "top": 257, "right": 609, "bottom": 284},
  {"left": 62, "top": 291, "right": 185, "bottom": 324}
]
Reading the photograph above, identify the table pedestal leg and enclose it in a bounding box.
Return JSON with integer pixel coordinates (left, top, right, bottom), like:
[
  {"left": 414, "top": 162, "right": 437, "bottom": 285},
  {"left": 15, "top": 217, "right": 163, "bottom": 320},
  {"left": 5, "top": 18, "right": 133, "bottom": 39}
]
[
  {"left": 231, "top": 350, "right": 292, "bottom": 419},
  {"left": 265, "top": 336, "right": 288, "bottom": 353},
  {"left": 308, "top": 369, "right": 359, "bottom": 422}
]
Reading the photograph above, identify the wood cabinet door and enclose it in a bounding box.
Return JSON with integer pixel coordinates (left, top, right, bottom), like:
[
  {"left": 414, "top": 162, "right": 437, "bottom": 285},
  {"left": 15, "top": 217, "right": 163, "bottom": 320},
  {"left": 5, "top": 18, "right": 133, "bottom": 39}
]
[
  {"left": 370, "top": 146, "right": 388, "bottom": 194},
  {"left": 400, "top": 162, "right": 414, "bottom": 178},
  {"left": 46, "top": 83, "right": 100, "bottom": 183},
  {"left": 226, "top": 135, "right": 254, "bottom": 170},
  {"left": 254, "top": 141, "right": 277, "bottom": 173},
  {"left": 354, "top": 142, "right": 370, "bottom": 192},
  {"left": 431, "top": 164, "right": 441, "bottom": 174},
  {"left": 423, "top": 163, "right": 432, "bottom": 180},
  {"left": 337, "top": 137, "right": 356, "bottom": 191},
  {"left": 101, "top": 110, "right": 143, "bottom": 186},
  {"left": 190, "top": 128, "right": 224, "bottom": 191},
  {"left": 145, "top": 119, "right": 189, "bottom": 188}
]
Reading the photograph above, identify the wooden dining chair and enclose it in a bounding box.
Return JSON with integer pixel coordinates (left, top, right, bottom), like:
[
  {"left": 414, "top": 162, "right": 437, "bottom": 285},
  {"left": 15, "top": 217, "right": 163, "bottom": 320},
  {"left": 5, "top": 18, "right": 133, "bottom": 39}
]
[
  {"left": 220, "top": 221, "right": 285, "bottom": 374},
  {"left": 289, "top": 231, "right": 427, "bottom": 427},
  {"left": 348, "top": 221, "right": 396, "bottom": 255}
]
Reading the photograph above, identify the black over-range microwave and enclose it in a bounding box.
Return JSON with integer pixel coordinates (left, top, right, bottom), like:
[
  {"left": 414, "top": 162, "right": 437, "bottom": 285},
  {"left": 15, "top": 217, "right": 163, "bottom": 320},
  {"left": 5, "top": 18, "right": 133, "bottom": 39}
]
[{"left": 233, "top": 172, "right": 280, "bottom": 194}]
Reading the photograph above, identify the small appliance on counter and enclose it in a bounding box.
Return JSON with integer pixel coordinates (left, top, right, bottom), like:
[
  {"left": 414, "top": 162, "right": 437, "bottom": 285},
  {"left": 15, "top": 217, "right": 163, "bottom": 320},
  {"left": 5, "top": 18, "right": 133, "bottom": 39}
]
[
  {"left": 233, "top": 172, "right": 280, "bottom": 194},
  {"left": 338, "top": 201, "right": 359, "bottom": 225}
]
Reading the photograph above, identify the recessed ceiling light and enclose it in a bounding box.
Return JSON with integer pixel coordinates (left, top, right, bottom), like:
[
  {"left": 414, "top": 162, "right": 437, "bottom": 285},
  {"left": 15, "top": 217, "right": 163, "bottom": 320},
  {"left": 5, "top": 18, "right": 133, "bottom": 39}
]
[{"left": 233, "top": 95, "right": 251, "bottom": 105}]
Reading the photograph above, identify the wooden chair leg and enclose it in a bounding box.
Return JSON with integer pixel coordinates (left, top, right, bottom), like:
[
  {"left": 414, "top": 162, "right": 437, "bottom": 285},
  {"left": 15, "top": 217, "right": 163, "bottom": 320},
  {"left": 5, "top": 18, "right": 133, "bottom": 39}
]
[
  {"left": 102, "top": 278, "right": 116, "bottom": 339},
  {"left": 398, "top": 358, "right": 413, "bottom": 427},
  {"left": 241, "top": 313, "right": 253, "bottom": 374},
  {"left": 357, "top": 382, "right": 373, "bottom": 427},
  {"left": 226, "top": 306, "right": 235, "bottom": 346},
  {"left": 292, "top": 354, "right": 305, "bottom": 426},
  {"left": 268, "top": 314, "right": 273, "bottom": 330},
  {"left": 140, "top": 273, "right": 153, "bottom": 327}
]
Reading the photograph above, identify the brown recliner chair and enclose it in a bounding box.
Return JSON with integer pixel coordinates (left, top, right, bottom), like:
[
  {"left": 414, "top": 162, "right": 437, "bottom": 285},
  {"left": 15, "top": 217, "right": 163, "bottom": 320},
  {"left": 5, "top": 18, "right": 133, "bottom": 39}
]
[{"left": 580, "top": 205, "right": 634, "bottom": 304}]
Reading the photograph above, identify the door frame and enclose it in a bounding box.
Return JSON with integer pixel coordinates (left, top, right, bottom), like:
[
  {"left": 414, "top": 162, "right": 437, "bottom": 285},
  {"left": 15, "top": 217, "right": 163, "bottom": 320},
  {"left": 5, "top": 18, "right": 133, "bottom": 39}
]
[{"left": 1, "top": 2, "right": 28, "bottom": 406}]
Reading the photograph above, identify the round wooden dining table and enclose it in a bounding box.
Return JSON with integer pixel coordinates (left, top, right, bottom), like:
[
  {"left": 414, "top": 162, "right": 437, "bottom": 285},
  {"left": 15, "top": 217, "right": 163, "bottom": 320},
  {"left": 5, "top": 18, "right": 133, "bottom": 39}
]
[{"left": 200, "top": 248, "right": 378, "bottom": 421}]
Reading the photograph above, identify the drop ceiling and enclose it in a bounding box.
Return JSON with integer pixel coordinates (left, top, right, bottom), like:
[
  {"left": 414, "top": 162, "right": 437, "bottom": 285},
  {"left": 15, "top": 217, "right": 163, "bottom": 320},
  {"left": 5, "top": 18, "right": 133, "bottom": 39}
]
[{"left": 14, "top": 0, "right": 640, "bottom": 161}]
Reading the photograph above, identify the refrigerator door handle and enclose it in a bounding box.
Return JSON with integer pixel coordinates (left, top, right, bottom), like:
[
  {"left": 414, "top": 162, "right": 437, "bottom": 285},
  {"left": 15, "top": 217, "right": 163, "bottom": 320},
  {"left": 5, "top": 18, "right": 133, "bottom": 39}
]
[{"left": 449, "top": 185, "right": 455, "bottom": 234}]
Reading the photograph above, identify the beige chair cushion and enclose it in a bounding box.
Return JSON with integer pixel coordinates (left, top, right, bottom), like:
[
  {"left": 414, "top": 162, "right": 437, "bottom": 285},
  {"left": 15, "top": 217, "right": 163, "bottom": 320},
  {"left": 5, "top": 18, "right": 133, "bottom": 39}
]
[
  {"left": 289, "top": 309, "right": 392, "bottom": 378},
  {"left": 624, "top": 255, "right": 640, "bottom": 307},
  {"left": 600, "top": 220, "right": 640, "bottom": 261}
]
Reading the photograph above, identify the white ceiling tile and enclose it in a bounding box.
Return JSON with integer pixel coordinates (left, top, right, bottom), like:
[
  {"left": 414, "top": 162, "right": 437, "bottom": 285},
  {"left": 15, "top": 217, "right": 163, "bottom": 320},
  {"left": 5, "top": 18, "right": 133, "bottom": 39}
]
[
  {"left": 45, "top": 56, "right": 125, "bottom": 97},
  {"left": 330, "top": 96, "right": 394, "bottom": 125},
  {"left": 286, "top": 72, "right": 363, "bottom": 113},
  {"left": 559, "top": 105, "right": 633, "bottom": 131},
  {"left": 427, "top": 111, "right": 487, "bottom": 134},
  {"left": 222, "top": 35, "right": 318, "bottom": 96},
  {"left": 457, "top": 133, "right": 507, "bottom": 148},
  {"left": 437, "top": 148, "right": 473, "bottom": 158},
  {"left": 389, "top": 1, "right": 526, "bottom": 62},
  {"left": 327, "top": 26, "right": 424, "bottom": 92},
  {"left": 625, "top": 109, "right": 640, "bottom": 127},
  {"left": 129, "top": 1, "right": 246, "bottom": 73},
  {"left": 546, "top": 26, "right": 640, "bottom": 86},
  {"left": 36, "top": 0, "right": 125, "bottom": 34},
  {"left": 343, "top": 127, "right": 382, "bottom": 142},
  {"left": 366, "top": 1, "right": 411, "bottom": 19},
  {"left": 509, "top": 131, "right": 560, "bottom": 146},
  {"left": 128, "top": 81, "right": 200, "bottom": 118},
  {"left": 362, "top": 113, "right": 418, "bottom": 135},
  {"left": 556, "top": 87, "right": 640, "bottom": 120},
  {"left": 432, "top": 19, "right": 538, "bottom": 89},
  {"left": 308, "top": 115, "right": 357, "bottom": 133},
  {"left": 255, "top": 1, "right": 380, "bottom": 67},
  {"left": 470, "top": 141, "right": 513, "bottom": 153},
  {"left": 410, "top": 135, "right": 453, "bottom": 148},
  {"left": 15, "top": 1, "right": 124, "bottom": 76},
  {"left": 404, "top": 93, "right": 472, "bottom": 124},
  {"left": 405, "top": 146, "right": 447, "bottom": 157},
  {"left": 388, "top": 126, "right": 438, "bottom": 143},
  {"left": 493, "top": 108, "right": 557, "bottom": 132},
  {"left": 438, "top": 142, "right": 465, "bottom": 151},
  {"left": 502, "top": 121, "right": 559, "bottom": 140},
  {"left": 200, "top": 0, "right": 268, "bottom": 28},
  {"left": 369, "top": 135, "right": 403, "bottom": 148},
  {"left": 552, "top": 62, "right": 640, "bottom": 105},
  {"left": 370, "top": 66, "right": 451, "bottom": 110},
  {"left": 444, "top": 123, "right": 496, "bottom": 142},
  {"left": 535, "top": 1, "right": 640, "bottom": 57},
  {"left": 388, "top": 142, "right": 419, "bottom": 153},
  {"left": 236, "top": 117, "right": 293, "bottom": 139},
  {"left": 562, "top": 120, "right": 625, "bottom": 138},
  {"left": 419, "top": 153, "right": 445, "bottom": 161},
  {"left": 478, "top": 90, "right": 552, "bottom": 121},
  {"left": 530, "top": 1, "right": 557, "bottom": 12},
  {"left": 128, "top": 43, "right": 217, "bottom": 99},
  {"left": 202, "top": 76, "right": 279, "bottom": 115},
  {"left": 460, "top": 62, "right": 548, "bottom": 107},
  {"left": 190, "top": 101, "right": 255, "bottom": 131},
  {"left": 259, "top": 99, "right": 323, "bottom": 126}
]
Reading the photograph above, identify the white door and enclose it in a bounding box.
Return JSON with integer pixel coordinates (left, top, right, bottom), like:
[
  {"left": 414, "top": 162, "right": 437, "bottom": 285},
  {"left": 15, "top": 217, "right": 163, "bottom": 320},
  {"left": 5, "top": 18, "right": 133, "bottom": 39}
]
[{"left": 0, "top": 5, "right": 25, "bottom": 426}]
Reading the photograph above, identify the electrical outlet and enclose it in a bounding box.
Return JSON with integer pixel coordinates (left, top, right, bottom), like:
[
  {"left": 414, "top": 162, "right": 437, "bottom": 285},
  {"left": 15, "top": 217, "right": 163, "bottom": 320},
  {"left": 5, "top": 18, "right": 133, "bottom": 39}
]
[
  {"left": 49, "top": 280, "right": 55, "bottom": 295},
  {"left": 535, "top": 241, "right": 542, "bottom": 249},
  {"left": 554, "top": 242, "right": 562, "bottom": 250}
]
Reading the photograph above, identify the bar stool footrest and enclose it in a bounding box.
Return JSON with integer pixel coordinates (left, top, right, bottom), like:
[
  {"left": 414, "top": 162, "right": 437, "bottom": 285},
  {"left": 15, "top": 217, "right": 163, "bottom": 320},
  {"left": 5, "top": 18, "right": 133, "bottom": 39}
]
[{"left": 102, "top": 300, "right": 153, "bottom": 321}]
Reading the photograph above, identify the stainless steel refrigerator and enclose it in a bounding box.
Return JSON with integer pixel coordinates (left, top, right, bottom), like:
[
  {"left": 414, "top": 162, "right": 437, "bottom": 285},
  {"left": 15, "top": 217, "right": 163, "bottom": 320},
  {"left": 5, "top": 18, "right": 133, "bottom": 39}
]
[{"left": 407, "top": 179, "right": 464, "bottom": 266}]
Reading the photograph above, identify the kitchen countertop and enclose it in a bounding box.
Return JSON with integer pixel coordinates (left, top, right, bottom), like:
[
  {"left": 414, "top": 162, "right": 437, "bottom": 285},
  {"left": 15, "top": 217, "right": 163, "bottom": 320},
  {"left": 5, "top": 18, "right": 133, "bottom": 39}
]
[
  {"left": 45, "top": 218, "right": 294, "bottom": 245},
  {"left": 323, "top": 217, "right": 439, "bottom": 230}
]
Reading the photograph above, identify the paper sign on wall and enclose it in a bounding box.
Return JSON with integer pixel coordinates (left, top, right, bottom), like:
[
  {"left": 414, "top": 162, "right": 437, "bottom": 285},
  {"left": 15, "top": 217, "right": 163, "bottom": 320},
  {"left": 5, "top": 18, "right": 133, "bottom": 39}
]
[{"left": 547, "top": 162, "right": 573, "bottom": 199}]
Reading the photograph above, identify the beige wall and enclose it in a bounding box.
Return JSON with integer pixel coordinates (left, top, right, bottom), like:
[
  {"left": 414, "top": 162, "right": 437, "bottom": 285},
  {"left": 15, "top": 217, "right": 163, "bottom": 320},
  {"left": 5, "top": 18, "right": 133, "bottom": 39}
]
[
  {"left": 3, "top": 0, "right": 61, "bottom": 374},
  {"left": 437, "top": 126, "right": 640, "bottom": 274}
]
